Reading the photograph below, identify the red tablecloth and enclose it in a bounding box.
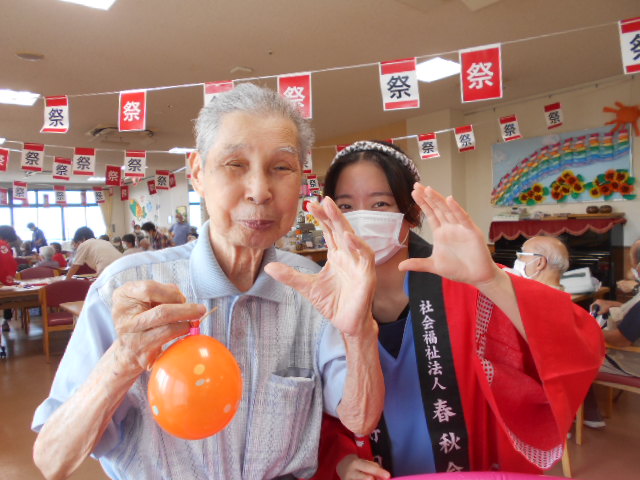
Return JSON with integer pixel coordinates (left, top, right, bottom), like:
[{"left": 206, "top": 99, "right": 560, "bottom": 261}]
[
  {"left": 395, "top": 473, "right": 564, "bottom": 479},
  {"left": 489, "top": 217, "right": 626, "bottom": 243}
]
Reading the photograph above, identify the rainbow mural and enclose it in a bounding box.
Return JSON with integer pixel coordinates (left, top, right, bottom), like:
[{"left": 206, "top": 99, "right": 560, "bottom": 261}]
[{"left": 491, "top": 126, "right": 634, "bottom": 206}]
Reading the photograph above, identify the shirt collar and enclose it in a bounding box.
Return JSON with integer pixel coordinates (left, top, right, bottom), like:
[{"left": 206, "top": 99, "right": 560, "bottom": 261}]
[{"left": 190, "top": 221, "right": 287, "bottom": 303}]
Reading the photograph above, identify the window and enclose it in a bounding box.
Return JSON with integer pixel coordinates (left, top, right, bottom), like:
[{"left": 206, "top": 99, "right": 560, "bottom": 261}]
[{"left": 188, "top": 190, "right": 202, "bottom": 229}]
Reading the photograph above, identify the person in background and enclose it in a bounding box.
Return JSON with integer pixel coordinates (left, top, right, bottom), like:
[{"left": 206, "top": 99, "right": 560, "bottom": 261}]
[
  {"left": 27, "top": 222, "right": 47, "bottom": 252},
  {"left": 132, "top": 224, "right": 145, "bottom": 246},
  {"left": 511, "top": 235, "right": 570, "bottom": 289},
  {"left": 121, "top": 234, "right": 143, "bottom": 256},
  {"left": 169, "top": 212, "right": 191, "bottom": 246},
  {"left": 310, "top": 140, "right": 603, "bottom": 479},
  {"left": 138, "top": 238, "right": 151, "bottom": 251},
  {"left": 34, "top": 246, "right": 61, "bottom": 269},
  {"left": 98, "top": 234, "right": 110, "bottom": 242},
  {"left": 50, "top": 243, "right": 68, "bottom": 268},
  {"left": 111, "top": 236, "right": 125, "bottom": 253},
  {"left": 141, "top": 221, "right": 174, "bottom": 250},
  {"left": 65, "top": 227, "right": 122, "bottom": 279},
  {"left": 187, "top": 231, "right": 199, "bottom": 242},
  {"left": 0, "top": 225, "right": 18, "bottom": 332}
]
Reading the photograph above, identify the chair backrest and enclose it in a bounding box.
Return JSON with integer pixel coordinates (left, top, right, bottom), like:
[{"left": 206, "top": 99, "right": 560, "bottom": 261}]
[
  {"left": 43, "top": 279, "right": 92, "bottom": 307},
  {"left": 17, "top": 266, "right": 57, "bottom": 280},
  {"left": 75, "top": 263, "right": 96, "bottom": 275}
]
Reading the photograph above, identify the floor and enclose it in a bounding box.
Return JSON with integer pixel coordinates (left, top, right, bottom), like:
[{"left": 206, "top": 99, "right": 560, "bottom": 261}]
[{"left": 1, "top": 315, "right": 638, "bottom": 480}]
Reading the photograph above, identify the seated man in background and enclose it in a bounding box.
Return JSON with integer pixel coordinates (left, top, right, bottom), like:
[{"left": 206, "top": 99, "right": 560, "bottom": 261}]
[
  {"left": 34, "top": 246, "right": 62, "bottom": 269},
  {"left": 121, "top": 234, "right": 143, "bottom": 256},
  {"left": 512, "top": 235, "right": 570, "bottom": 289},
  {"left": 65, "top": 227, "right": 122, "bottom": 279}
]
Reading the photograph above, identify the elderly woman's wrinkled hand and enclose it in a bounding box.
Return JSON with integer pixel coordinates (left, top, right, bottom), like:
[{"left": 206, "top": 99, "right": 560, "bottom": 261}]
[
  {"left": 265, "top": 197, "right": 377, "bottom": 337},
  {"left": 111, "top": 281, "right": 206, "bottom": 373}
]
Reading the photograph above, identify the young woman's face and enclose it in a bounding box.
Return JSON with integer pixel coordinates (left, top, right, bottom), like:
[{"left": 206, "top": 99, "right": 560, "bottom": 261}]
[{"left": 333, "top": 160, "right": 400, "bottom": 214}]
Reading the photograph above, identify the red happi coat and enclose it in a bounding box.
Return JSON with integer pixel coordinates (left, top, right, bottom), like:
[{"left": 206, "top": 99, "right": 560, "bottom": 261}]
[
  {"left": 310, "top": 274, "right": 604, "bottom": 478},
  {"left": 0, "top": 240, "right": 17, "bottom": 286}
]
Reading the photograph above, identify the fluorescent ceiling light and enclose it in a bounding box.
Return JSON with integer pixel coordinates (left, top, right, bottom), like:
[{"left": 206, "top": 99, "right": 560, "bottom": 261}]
[
  {"left": 169, "top": 147, "right": 195, "bottom": 154},
  {"left": 0, "top": 89, "right": 40, "bottom": 106},
  {"left": 59, "top": 0, "right": 117, "bottom": 10},
  {"left": 87, "top": 177, "right": 106, "bottom": 182},
  {"left": 416, "top": 57, "right": 461, "bottom": 83}
]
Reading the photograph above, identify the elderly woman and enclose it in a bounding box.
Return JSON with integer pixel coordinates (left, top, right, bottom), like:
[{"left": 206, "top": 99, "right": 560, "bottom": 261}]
[{"left": 32, "top": 84, "right": 383, "bottom": 480}]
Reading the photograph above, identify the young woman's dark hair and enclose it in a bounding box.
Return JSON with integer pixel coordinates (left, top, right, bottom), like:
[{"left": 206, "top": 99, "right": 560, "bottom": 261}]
[
  {"left": 323, "top": 140, "right": 422, "bottom": 227},
  {"left": 0, "top": 225, "right": 18, "bottom": 243},
  {"left": 73, "top": 227, "right": 95, "bottom": 243}
]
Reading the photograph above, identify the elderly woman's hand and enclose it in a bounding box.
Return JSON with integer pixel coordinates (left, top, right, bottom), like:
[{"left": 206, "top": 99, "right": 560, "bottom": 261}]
[
  {"left": 111, "top": 281, "right": 206, "bottom": 373},
  {"left": 265, "top": 197, "right": 376, "bottom": 337}
]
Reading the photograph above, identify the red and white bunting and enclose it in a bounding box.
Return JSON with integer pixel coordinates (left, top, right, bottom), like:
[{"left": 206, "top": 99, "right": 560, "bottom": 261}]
[
  {"left": 105, "top": 165, "right": 122, "bottom": 186},
  {"left": 544, "top": 102, "right": 563, "bottom": 129},
  {"left": 278, "top": 73, "right": 312, "bottom": 119},
  {"left": 21, "top": 143, "right": 45, "bottom": 172},
  {"left": 307, "top": 174, "right": 320, "bottom": 192},
  {"left": 454, "top": 125, "right": 476, "bottom": 152},
  {"left": 54, "top": 185, "right": 66, "bottom": 205},
  {"left": 156, "top": 170, "right": 170, "bottom": 190},
  {"left": 147, "top": 180, "right": 157, "bottom": 195},
  {"left": 185, "top": 153, "right": 192, "bottom": 179},
  {"left": 336, "top": 144, "right": 349, "bottom": 153},
  {"left": 119, "top": 90, "right": 146, "bottom": 131},
  {"left": 0, "top": 188, "right": 8, "bottom": 205},
  {"left": 120, "top": 185, "right": 129, "bottom": 201},
  {"left": 459, "top": 44, "right": 502, "bottom": 102},
  {"left": 619, "top": 17, "right": 640, "bottom": 74},
  {"left": 93, "top": 187, "right": 106, "bottom": 204},
  {"left": 124, "top": 150, "right": 146, "bottom": 178},
  {"left": 53, "top": 157, "right": 72, "bottom": 181},
  {"left": 43, "top": 194, "right": 51, "bottom": 207},
  {"left": 379, "top": 58, "right": 420, "bottom": 111},
  {"left": 169, "top": 173, "right": 176, "bottom": 189},
  {"left": 204, "top": 81, "right": 234, "bottom": 105},
  {"left": 0, "top": 148, "right": 9, "bottom": 172},
  {"left": 302, "top": 152, "right": 313, "bottom": 173},
  {"left": 13, "top": 181, "right": 27, "bottom": 201},
  {"left": 80, "top": 191, "right": 87, "bottom": 206},
  {"left": 499, "top": 115, "right": 522, "bottom": 142},
  {"left": 41, "top": 96, "right": 69, "bottom": 133},
  {"left": 417, "top": 133, "right": 440, "bottom": 160},
  {"left": 73, "top": 147, "right": 96, "bottom": 176}
]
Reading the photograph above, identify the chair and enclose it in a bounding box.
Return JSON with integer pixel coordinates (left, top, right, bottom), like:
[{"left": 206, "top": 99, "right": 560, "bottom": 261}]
[
  {"left": 41, "top": 279, "right": 91, "bottom": 362},
  {"left": 575, "top": 344, "right": 640, "bottom": 445},
  {"left": 16, "top": 266, "right": 58, "bottom": 280},
  {"left": 74, "top": 263, "right": 96, "bottom": 275}
]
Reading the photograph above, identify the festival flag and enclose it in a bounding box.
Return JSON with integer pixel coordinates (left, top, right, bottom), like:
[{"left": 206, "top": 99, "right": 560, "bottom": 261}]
[
  {"left": 13, "top": 181, "right": 27, "bottom": 201},
  {"left": 73, "top": 147, "right": 96, "bottom": 176},
  {"left": 459, "top": 44, "right": 502, "bottom": 102},
  {"left": 544, "top": 102, "right": 563, "bottom": 129},
  {"left": 43, "top": 194, "right": 50, "bottom": 207},
  {"left": 147, "top": 179, "right": 157, "bottom": 195},
  {"left": 93, "top": 187, "right": 105, "bottom": 204},
  {"left": 21, "top": 143, "right": 45, "bottom": 172},
  {"left": 302, "top": 152, "right": 313, "bottom": 173},
  {"left": 379, "top": 58, "right": 420, "bottom": 111},
  {"left": 105, "top": 165, "right": 122, "bottom": 186},
  {"left": 0, "top": 188, "right": 8, "bottom": 205},
  {"left": 120, "top": 185, "right": 129, "bottom": 201},
  {"left": 54, "top": 185, "right": 66, "bottom": 205},
  {"left": 204, "top": 81, "right": 234, "bottom": 105},
  {"left": 417, "top": 133, "right": 440, "bottom": 159},
  {"left": 0, "top": 148, "right": 9, "bottom": 172},
  {"left": 169, "top": 173, "right": 176, "bottom": 189},
  {"left": 119, "top": 90, "right": 146, "bottom": 131},
  {"left": 41, "top": 96, "right": 69, "bottom": 133},
  {"left": 306, "top": 174, "right": 320, "bottom": 192},
  {"left": 156, "top": 170, "right": 170, "bottom": 190},
  {"left": 80, "top": 190, "right": 87, "bottom": 206},
  {"left": 619, "top": 17, "right": 640, "bottom": 74},
  {"left": 124, "top": 150, "right": 146, "bottom": 178},
  {"left": 185, "top": 153, "right": 192, "bottom": 179},
  {"left": 499, "top": 115, "right": 522, "bottom": 142},
  {"left": 278, "top": 73, "right": 312, "bottom": 119},
  {"left": 53, "top": 157, "right": 72, "bottom": 181},
  {"left": 454, "top": 125, "right": 476, "bottom": 152}
]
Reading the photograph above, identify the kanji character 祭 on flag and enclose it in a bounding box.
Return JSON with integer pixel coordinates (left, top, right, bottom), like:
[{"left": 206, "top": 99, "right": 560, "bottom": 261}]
[
  {"left": 454, "top": 126, "right": 476, "bottom": 152},
  {"left": 124, "top": 150, "right": 146, "bottom": 178},
  {"left": 499, "top": 115, "right": 522, "bottom": 142},
  {"left": 13, "top": 181, "right": 27, "bottom": 201},
  {"left": 203, "top": 81, "right": 234, "bottom": 106},
  {"left": 619, "top": 17, "right": 640, "bottom": 74},
  {"left": 119, "top": 90, "right": 147, "bottom": 131},
  {"left": 544, "top": 102, "right": 563, "bottom": 129},
  {"left": 54, "top": 185, "right": 66, "bottom": 205},
  {"left": 169, "top": 173, "right": 176, "bottom": 189},
  {"left": 459, "top": 44, "right": 502, "bottom": 102},
  {"left": 278, "top": 73, "right": 312, "bottom": 119},
  {"left": 105, "top": 165, "right": 122, "bottom": 186},
  {"left": 156, "top": 170, "right": 170, "bottom": 190},
  {"left": 93, "top": 187, "right": 105, "bottom": 204},
  {"left": 120, "top": 185, "right": 129, "bottom": 201},
  {"left": 302, "top": 153, "right": 313, "bottom": 173},
  {"left": 379, "top": 58, "right": 420, "bottom": 111},
  {"left": 0, "top": 188, "right": 8, "bottom": 206},
  {"left": 53, "top": 157, "right": 72, "bottom": 181},
  {"left": 41, "top": 96, "right": 70, "bottom": 133},
  {"left": 73, "top": 148, "right": 96, "bottom": 176},
  {"left": 21, "top": 143, "right": 45, "bottom": 172},
  {"left": 147, "top": 180, "right": 157, "bottom": 195},
  {"left": 418, "top": 133, "right": 440, "bottom": 159},
  {"left": 0, "top": 148, "right": 9, "bottom": 172}
]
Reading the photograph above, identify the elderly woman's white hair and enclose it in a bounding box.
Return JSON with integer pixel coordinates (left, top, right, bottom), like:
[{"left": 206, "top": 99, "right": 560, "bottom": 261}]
[
  {"left": 194, "top": 83, "right": 314, "bottom": 165},
  {"left": 40, "top": 245, "right": 55, "bottom": 261}
]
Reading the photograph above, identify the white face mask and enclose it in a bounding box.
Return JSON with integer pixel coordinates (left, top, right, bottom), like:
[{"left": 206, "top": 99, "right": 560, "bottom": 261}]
[
  {"left": 512, "top": 258, "right": 540, "bottom": 279},
  {"left": 344, "top": 210, "right": 406, "bottom": 265}
]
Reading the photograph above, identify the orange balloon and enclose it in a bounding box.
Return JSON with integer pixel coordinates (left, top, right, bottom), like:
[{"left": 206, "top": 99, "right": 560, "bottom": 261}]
[{"left": 148, "top": 333, "right": 243, "bottom": 440}]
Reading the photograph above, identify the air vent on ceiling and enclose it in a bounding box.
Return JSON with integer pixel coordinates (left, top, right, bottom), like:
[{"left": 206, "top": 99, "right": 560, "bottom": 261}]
[{"left": 86, "top": 125, "right": 155, "bottom": 146}]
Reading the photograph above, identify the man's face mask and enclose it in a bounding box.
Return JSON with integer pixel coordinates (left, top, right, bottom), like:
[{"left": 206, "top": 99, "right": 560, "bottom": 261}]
[
  {"left": 513, "top": 252, "right": 543, "bottom": 279},
  {"left": 344, "top": 210, "right": 406, "bottom": 265}
]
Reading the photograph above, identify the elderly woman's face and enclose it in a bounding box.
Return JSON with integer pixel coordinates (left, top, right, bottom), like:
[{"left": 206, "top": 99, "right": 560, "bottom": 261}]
[{"left": 192, "top": 111, "right": 302, "bottom": 251}]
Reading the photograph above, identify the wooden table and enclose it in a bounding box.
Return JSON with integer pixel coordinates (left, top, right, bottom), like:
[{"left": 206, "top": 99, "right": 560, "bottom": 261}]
[
  {"left": 59, "top": 301, "right": 84, "bottom": 319},
  {"left": 571, "top": 286, "right": 610, "bottom": 306},
  {"left": 0, "top": 277, "right": 67, "bottom": 332}
]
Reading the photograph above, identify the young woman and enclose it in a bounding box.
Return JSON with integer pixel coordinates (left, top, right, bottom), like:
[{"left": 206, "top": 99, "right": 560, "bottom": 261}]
[{"left": 311, "top": 140, "right": 604, "bottom": 479}]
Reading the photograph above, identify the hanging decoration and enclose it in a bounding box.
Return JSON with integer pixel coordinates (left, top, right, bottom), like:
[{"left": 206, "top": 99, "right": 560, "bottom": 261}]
[
  {"left": 124, "top": 150, "right": 146, "bottom": 178},
  {"left": 105, "top": 165, "right": 122, "bottom": 186},
  {"left": 544, "top": 102, "right": 564, "bottom": 129},
  {"left": 278, "top": 73, "right": 313, "bottom": 119},
  {"left": 21, "top": 143, "right": 45, "bottom": 172},
  {"left": 41, "top": 96, "right": 69, "bottom": 133},
  {"left": 379, "top": 58, "right": 420, "bottom": 111},
  {"left": 155, "top": 170, "right": 170, "bottom": 190},
  {"left": 0, "top": 188, "right": 7, "bottom": 206},
  {"left": 499, "top": 115, "right": 522, "bottom": 142},
  {"left": 13, "top": 181, "right": 27, "bottom": 201},
  {"left": 302, "top": 152, "right": 313, "bottom": 173},
  {"left": 459, "top": 44, "right": 502, "bottom": 103},
  {"left": 618, "top": 16, "right": 640, "bottom": 74},
  {"left": 147, "top": 179, "right": 157, "bottom": 195},
  {"left": 119, "top": 90, "right": 147, "bottom": 131},
  {"left": 53, "top": 157, "right": 71, "bottom": 181},
  {"left": 0, "top": 148, "right": 9, "bottom": 172},
  {"left": 54, "top": 185, "right": 66, "bottom": 205},
  {"left": 603, "top": 101, "right": 640, "bottom": 136},
  {"left": 454, "top": 125, "right": 476, "bottom": 152},
  {"left": 93, "top": 187, "right": 106, "bottom": 203},
  {"left": 169, "top": 173, "right": 176, "bottom": 189},
  {"left": 120, "top": 185, "right": 129, "bottom": 201},
  {"left": 417, "top": 133, "right": 440, "bottom": 160},
  {"left": 72, "top": 147, "right": 96, "bottom": 176},
  {"left": 204, "top": 81, "right": 234, "bottom": 106}
]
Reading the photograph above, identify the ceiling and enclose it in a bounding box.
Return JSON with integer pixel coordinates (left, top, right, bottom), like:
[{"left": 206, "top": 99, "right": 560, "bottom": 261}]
[{"left": 1, "top": 0, "right": 639, "bottom": 184}]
